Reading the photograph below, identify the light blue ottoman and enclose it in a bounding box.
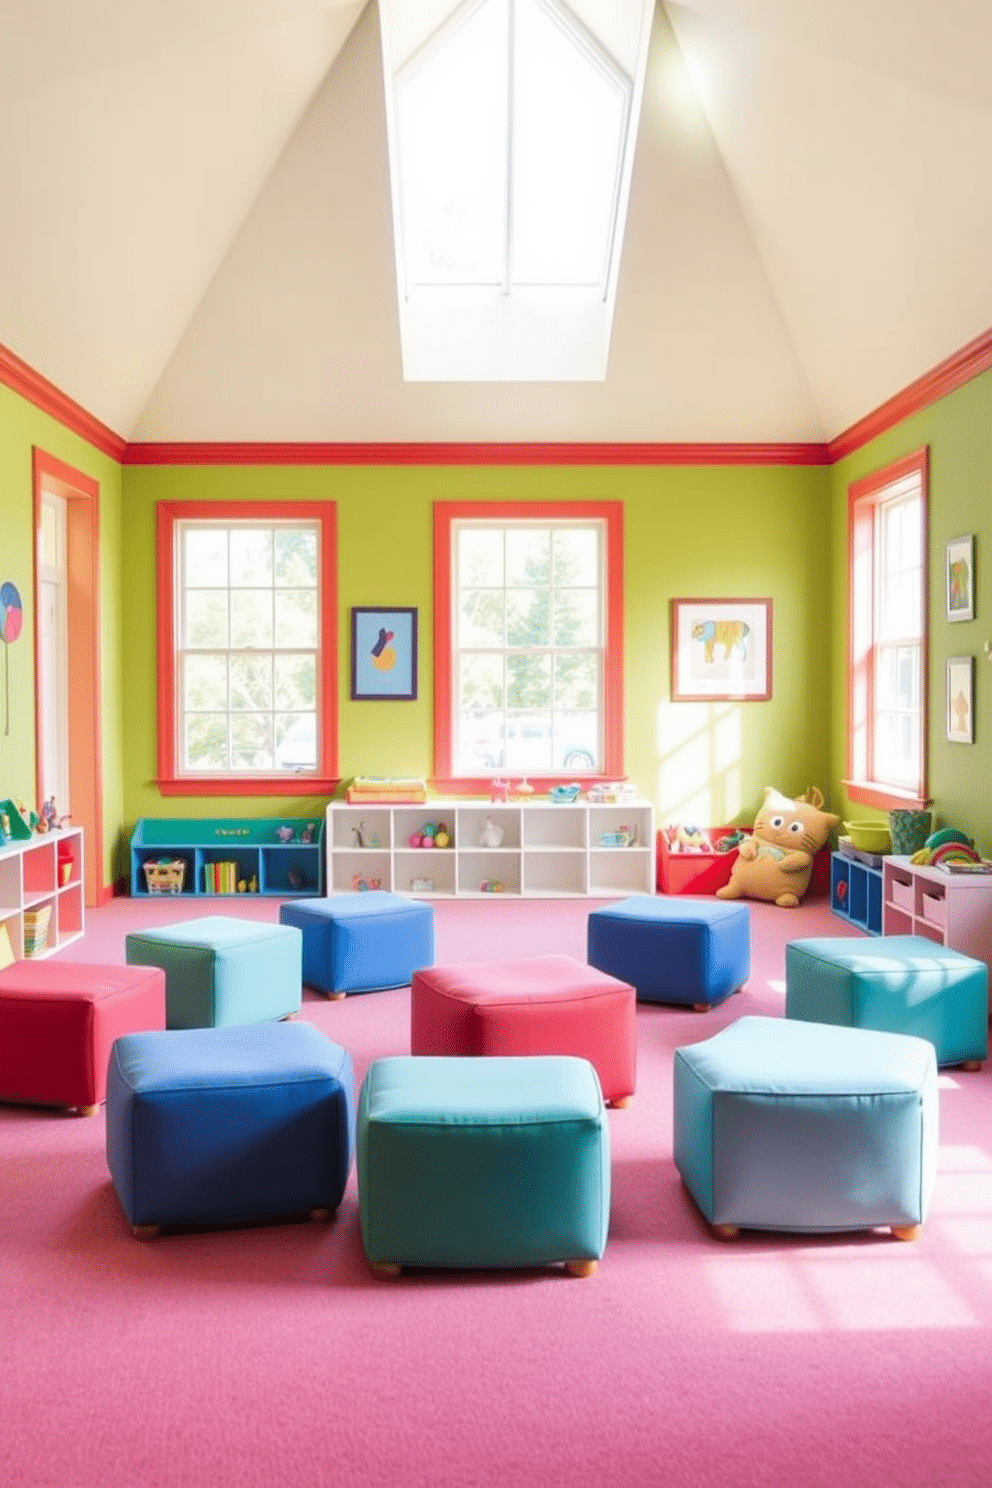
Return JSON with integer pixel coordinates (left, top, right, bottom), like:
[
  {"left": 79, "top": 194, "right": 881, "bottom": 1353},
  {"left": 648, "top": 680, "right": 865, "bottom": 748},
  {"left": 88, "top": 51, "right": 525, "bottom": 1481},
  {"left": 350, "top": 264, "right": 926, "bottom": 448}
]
[
  {"left": 674, "top": 1015, "right": 938, "bottom": 1240},
  {"left": 106, "top": 1020, "right": 355, "bottom": 1236},
  {"left": 587, "top": 894, "right": 750, "bottom": 1008},
  {"left": 357, "top": 1055, "right": 610, "bottom": 1276},
  {"left": 279, "top": 891, "right": 434, "bottom": 996},
  {"left": 785, "top": 935, "right": 988, "bottom": 1070},
  {"left": 125, "top": 915, "right": 302, "bottom": 1029}
]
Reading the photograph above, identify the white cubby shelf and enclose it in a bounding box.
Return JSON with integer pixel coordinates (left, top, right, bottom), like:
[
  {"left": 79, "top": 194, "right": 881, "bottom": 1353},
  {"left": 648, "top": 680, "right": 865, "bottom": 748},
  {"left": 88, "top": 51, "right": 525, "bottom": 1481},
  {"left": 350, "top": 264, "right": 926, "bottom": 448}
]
[
  {"left": 326, "top": 799, "right": 655, "bottom": 898},
  {"left": 0, "top": 826, "right": 85, "bottom": 961}
]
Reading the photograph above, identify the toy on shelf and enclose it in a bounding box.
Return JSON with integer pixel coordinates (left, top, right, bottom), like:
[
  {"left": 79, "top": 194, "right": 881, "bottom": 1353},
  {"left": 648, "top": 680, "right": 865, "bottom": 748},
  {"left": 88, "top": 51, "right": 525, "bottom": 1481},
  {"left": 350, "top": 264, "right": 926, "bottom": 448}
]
[
  {"left": 276, "top": 825, "right": 296, "bottom": 843},
  {"left": 434, "top": 822, "right": 451, "bottom": 848},
  {"left": 548, "top": 784, "right": 581, "bottom": 803},
  {"left": 479, "top": 879, "right": 505, "bottom": 893},
  {"left": 301, "top": 822, "right": 317, "bottom": 844},
  {"left": 514, "top": 778, "right": 534, "bottom": 800},
  {"left": 490, "top": 777, "right": 510, "bottom": 804},
  {"left": 478, "top": 815, "right": 504, "bottom": 848},
  {"left": 352, "top": 873, "right": 382, "bottom": 892},
  {"left": 908, "top": 828, "right": 980, "bottom": 868}
]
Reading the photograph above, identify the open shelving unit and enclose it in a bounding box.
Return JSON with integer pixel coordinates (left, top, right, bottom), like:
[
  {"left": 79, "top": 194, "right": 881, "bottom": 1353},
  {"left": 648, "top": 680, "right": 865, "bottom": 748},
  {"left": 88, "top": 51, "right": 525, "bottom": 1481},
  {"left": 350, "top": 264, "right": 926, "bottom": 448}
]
[
  {"left": 326, "top": 799, "right": 655, "bottom": 898},
  {"left": 882, "top": 854, "right": 992, "bottom": 966},
  {"left": 830, "top": 848, "right": 883, "bottom": 934},
  {"left": 0, "top": 824, "right": 85, "bottom": 961},
  {"left": 130, "top": 818, "right": 325, "bottom": 898}
]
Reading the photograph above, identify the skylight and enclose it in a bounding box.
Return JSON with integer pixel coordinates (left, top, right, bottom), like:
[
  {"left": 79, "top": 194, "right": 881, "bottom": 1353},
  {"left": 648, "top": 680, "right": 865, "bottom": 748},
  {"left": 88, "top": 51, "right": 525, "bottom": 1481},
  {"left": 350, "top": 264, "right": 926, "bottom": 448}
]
[{"left": 379, "top": 0, "right": 654, "bottom": 382}]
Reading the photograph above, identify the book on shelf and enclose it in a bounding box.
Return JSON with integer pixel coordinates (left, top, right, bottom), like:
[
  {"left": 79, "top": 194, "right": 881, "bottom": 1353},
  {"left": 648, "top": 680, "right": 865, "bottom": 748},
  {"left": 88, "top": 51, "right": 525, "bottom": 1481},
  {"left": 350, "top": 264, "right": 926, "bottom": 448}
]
[
  {"left": 937, "top": 860, "right": 992, "bottom": 875},
  {"left": 345, "top": 789, "right": 427, "bottom": 804},
  {"left": 345, "top": 777, "right": 428, "bottom": 804}
]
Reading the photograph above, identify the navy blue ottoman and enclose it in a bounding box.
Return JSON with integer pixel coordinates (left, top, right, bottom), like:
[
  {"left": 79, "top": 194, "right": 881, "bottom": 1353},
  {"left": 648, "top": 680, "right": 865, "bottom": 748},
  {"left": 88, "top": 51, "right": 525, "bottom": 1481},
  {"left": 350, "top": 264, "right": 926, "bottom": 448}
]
[
  {"left": 674, "top": 1015, "right": 937, "bottom": 1240},
  {"left": 280, "top": 891, "right": 434, "bottom": 996},
  {"left": 106, "top": 1021, "right": 355, "bottom": 1237},
  {"left": 785, "top": 935, "right": 988, "bottom": 1070},
  {"left": 587, "top": 895, "right": 750, "bottom": 1008}
]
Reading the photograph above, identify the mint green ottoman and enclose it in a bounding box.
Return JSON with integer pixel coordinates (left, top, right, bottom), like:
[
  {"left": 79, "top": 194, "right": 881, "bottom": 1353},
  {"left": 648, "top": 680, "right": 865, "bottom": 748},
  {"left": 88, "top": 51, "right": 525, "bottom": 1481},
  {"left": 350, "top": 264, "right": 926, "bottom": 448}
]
[
  {"left": 785, "top": 935, "right": 988, "bottom": 1070},
  {"left": 674, "top": 1016, "right": 938, "bottom": 1241},
  {"left": 357, "top": 1055, "right": 610, "bottom": 1277},
  {"left": 125, "top": 916, "right": 302, "bottom": 1029}
]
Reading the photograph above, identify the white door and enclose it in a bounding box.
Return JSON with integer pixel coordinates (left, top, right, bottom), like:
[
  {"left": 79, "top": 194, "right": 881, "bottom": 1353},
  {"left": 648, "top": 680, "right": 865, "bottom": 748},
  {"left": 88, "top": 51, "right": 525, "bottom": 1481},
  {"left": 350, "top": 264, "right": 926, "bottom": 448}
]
[{"left": 37, "top": 491, "right": 70, "bottom": 816}]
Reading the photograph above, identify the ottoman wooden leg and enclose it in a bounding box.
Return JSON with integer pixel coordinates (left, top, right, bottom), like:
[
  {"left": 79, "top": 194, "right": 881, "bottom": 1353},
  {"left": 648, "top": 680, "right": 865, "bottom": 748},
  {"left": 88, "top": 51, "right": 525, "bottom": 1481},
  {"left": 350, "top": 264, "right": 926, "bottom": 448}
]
[
  {"left": 693, "top": 1003, "right": 710, "bottom": 1013},
  {"left": 329, "top": 991, "right": 347, "bottom": 1001},
  {"left": 369, "top": 1261, "right": 403, "bottom": 1278},
  {"left": 309, "top": 1207, "right": 332, "bottom": 1222},
  {"left": 711, "top": 1223, "right": 741, "bottom": 1241},
  {"left": 891, "top": 1223, "right": 922, "bottom": 1242},
  {"left": 132, "top": 1223, "right": 161, "bottom": 1240},
  {"left": 609, "top": 1095, "right": 633, "bottom": 1109},
  {"left": 564, "top": 1259, "right": 598, "bottom": 1278},
  {"left": 76, "top": 1104, "right": 100, "bottom": 1117},
  {"left": 961, "top": 1060, "right": 982, "bottom": 1072}
]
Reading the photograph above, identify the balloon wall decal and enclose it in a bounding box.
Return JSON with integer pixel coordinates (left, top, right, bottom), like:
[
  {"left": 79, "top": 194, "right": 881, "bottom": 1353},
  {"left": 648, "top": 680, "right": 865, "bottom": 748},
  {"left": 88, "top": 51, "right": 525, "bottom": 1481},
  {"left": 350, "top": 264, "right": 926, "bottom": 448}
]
[{"left": 0, "top": 581, "right": 23, "bottom": 736}]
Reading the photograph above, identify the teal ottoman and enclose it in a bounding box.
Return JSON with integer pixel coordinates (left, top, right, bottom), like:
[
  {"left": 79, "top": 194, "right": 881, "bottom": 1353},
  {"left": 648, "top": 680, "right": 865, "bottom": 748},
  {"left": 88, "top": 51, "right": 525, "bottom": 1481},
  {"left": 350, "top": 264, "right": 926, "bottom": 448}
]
[
  {"left": 125, "top": 916, "right": 302, "bottom": 1029},
  {"left": 785, "top": 935, "right": 988, "bottom": 1070},
  {"left": 674, "top": 1016, "right": 938, "bottom": 1241},
  {"left": 357, "top": 1055, "right": 610, "bottom": 1277}
]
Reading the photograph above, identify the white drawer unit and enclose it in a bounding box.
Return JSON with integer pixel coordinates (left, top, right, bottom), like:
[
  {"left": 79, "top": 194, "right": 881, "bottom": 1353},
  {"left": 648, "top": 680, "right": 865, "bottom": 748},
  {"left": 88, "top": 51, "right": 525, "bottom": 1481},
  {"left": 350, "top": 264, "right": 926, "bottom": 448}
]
[
  {"left": 882, "top": 855, "right": 992, "bottom": 968},
  {"left": 326, "top": 799, "right": 655, "bottom": 898},
  {"left": 0, "top": 826, "right": 85, "bottom": 962}
]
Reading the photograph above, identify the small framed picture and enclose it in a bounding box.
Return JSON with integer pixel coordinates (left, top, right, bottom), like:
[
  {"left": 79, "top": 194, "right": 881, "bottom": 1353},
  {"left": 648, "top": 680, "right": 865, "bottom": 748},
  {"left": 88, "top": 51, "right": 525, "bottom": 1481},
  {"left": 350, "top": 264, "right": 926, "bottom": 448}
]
[
  {"left": 670, "top": 598, "right": 772, "bottom": 701},
  {"left": 946, "top": 655, "right": 974, "bottom": 743},
  {"left": 351, "top": 607, "right": 418, "bottom": 701},
  {"left": 946, "top": 535, "right": 975, "bottom": 622}
]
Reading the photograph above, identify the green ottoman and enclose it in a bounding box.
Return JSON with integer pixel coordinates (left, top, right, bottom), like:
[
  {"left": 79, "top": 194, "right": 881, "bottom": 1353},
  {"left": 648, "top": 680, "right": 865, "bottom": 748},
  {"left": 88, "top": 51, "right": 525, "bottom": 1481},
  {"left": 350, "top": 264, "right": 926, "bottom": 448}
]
[
  {"left": 785, "top": 935, "right": 988, "bottom": 1070},
  {"left": 125, "top": 916, "right": 302, "bottom": 1030},
  {"left": 357, "top": 1055, "right": 610, "bottom": 1277}
]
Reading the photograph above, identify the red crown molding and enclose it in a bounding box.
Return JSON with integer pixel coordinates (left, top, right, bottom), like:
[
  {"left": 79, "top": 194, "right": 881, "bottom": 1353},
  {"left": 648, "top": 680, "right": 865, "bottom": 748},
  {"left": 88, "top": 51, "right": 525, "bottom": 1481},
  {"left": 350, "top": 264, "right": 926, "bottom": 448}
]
[
  {"left": 122, "top": 439, "right": 831, "bottom": 467},
  {"left": 829, "top": 325, "right": 992, "bottom": 463},
  {"left": 0, "top": 341, "right": 127, "bottom": 461}
]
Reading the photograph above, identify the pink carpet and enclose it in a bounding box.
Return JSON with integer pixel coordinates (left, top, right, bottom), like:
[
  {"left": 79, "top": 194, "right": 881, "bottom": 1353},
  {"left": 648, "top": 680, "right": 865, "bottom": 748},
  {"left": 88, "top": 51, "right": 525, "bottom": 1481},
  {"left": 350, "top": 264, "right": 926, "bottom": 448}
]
[{"left": 3, "top": 893, "right": 991, "bottom": 1488}]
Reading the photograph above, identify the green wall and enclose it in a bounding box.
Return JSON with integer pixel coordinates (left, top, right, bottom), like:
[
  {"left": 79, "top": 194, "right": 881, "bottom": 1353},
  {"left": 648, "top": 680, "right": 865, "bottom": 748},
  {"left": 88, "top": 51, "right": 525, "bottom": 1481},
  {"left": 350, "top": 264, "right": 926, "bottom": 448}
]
[
  {"left": 829, "top": 366, "right": 992, "bottom": 853},
  {"left": 0, "top": 382, "right": 124, "bottom": 893},
  {"left": 121, "top": 461, "right": 833, "bottom": 837}
]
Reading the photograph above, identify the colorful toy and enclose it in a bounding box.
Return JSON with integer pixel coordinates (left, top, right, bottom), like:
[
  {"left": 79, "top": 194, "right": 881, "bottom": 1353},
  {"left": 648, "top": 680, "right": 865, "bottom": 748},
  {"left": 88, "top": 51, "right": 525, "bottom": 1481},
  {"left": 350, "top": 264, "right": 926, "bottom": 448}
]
[
  {"left": 479, "top": 879, "right": 505, "bottom": 893},
  {"left": 352, "top": 873, "right": 382, "bottom": 892},
  {"left": 276, "top": 825, "right": 296, "bottom": 843},
  {"left": 716, "top": 786, "right": 838, "bottom": 909},
  {"left": 478, "top": 815, "right": 504, "bottom": 848},
  {"left": 408, "top": 833, "right": 422, "bottom": 848},
  {"left": 434, "top": 824, "right": 451, "bottom": 848},
  {"left": 490, "top": 778, "right": 510, "bottom": 804}
]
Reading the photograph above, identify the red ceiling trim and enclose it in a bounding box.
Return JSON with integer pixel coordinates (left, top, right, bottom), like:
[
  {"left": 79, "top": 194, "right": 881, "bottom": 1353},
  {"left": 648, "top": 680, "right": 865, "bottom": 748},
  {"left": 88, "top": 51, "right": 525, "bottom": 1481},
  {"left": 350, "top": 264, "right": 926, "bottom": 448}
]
[
  {"left": 0, "top": 341, "right": 127, "bottom": 461},
  {"left": 829, "top": 325, "right": 992, "bottom": 462},
  {"left": 122, "top": 440, "right": 831, "bottom": 467}
]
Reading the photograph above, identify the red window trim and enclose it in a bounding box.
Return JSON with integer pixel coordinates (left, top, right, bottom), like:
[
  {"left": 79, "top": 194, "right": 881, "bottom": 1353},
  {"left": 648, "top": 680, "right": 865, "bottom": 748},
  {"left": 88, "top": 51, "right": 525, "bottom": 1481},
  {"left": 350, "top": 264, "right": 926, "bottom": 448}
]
[
  {"left": 846, "top": 448, "right": 929, "bottom": 809},
  {"left": 155, "top": 500, "right": 338, "bottom": 796},
  {"left": 432, "top": 500, "right": 624, "bottom": 790}
]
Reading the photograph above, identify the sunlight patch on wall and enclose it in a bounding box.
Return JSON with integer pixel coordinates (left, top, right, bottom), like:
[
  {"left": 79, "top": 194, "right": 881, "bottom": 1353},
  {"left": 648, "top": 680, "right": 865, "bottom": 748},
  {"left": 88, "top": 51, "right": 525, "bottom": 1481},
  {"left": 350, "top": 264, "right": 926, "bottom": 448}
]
[{"left": 657, "top": 698, "right": 742, "bottom": 825}]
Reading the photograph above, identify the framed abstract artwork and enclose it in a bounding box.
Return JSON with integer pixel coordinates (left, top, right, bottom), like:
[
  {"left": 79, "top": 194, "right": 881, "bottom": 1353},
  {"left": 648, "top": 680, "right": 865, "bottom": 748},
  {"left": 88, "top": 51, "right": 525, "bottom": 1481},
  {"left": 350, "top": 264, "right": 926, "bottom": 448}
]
[
  {"left": 946, "top": 535, "right": 975, "bottom": 622},
  {"left": 351, "top": 607, "right": 418, "bottom": 701},
  {"left": 670, "top": 597, "right": 773, "bottom": 702}
]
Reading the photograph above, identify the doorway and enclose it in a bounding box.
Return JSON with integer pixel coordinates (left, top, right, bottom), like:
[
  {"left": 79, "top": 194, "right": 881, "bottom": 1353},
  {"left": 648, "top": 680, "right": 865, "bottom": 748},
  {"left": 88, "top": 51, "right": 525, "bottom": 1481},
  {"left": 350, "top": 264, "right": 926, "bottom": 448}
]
[{"left": 32, "top": 448, "right": 102, "bottom": 907}]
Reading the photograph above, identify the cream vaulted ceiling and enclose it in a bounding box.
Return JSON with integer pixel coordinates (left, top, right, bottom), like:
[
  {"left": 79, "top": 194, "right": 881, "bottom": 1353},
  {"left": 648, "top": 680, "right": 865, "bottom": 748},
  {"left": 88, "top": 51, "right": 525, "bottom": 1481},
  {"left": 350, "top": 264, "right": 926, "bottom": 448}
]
[{"left": 2, "top": 0, "right": 991, "bottom": 444}]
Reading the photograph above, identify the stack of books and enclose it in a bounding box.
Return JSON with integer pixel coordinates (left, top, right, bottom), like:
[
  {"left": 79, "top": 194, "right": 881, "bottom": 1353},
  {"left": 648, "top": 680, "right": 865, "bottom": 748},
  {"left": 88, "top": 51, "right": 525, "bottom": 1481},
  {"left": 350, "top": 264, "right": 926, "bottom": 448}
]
[
  {"left": 23, "top": 904, "right": 52, "bottom": 957},
  {"left": 204, "top": 860, "right": 240, "bottom": 893},
  {"left": 345, "top": 776, "right": 427, "bottom": 804}
]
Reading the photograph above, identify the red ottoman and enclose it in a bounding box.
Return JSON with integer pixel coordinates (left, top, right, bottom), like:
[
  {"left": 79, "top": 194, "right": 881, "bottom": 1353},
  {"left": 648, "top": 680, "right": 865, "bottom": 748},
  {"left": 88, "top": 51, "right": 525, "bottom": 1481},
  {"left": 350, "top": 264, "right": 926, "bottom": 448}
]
[
  {"left": 0, "top": 961, "right": 166, "bottom": 1116},
  {"left": 411, "top": 954, "right": 637, "bottom": 1108}
]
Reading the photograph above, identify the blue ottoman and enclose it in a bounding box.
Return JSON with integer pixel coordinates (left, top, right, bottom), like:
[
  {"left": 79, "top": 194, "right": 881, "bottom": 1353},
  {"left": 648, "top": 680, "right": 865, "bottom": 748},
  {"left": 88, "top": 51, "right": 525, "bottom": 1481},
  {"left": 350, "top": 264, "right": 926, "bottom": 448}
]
[
  {"left": 280, "top": 891, "right": 434, "bottom": 996},
  {"left": 125, "top": 915, "right": 302, "bottom": 1029},
  {"left": 357, "top": 1055, "right": 610, "bottom": 1276},
  {"left": 785, "top": 935, "right": 988, "bottom": 1070},
  {"left": 587, "top": 895, "right": 750, "bottom": 1008},
  {"left": 106, "top": 1021, "right": 355, "bottom": 1236},
  {"left": 674, "top": 1015, "right": 937, "bottom": 1240}
]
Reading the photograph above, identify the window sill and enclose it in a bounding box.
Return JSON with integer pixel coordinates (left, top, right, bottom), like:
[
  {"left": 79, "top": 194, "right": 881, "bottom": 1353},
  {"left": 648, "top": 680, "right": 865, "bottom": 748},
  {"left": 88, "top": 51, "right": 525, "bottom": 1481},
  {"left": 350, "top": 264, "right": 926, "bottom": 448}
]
[
  {"left": 155, "top": 777, "right": 339, "bottom": 798},
  {"left": 844, "top": 781, "right": 931, "bottom": 813}
]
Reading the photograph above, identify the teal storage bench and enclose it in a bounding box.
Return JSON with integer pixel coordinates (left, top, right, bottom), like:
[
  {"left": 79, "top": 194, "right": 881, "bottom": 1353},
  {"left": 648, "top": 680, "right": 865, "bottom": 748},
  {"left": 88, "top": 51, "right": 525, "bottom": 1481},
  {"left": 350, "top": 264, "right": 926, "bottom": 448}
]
[
  {"left": 357, "top": 1055, "right": 610, "bottom": 1277},
  {"left": 130, "top": 817, "right": 324, "bottom": 898}
]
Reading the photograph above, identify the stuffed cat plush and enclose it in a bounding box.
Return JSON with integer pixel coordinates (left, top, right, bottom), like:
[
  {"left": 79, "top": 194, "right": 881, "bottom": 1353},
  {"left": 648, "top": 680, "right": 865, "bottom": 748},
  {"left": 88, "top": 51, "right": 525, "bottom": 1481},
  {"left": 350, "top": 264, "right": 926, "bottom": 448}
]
[{"left": 715, "top": 786, "right": 838, "bottom": 908}]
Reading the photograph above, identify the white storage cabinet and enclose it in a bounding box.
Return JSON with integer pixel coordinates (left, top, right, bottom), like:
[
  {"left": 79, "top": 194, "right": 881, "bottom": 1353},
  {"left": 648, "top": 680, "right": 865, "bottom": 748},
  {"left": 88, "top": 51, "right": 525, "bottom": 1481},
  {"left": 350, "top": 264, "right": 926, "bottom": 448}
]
[
  {"left": 326, "top": 800, "right": 655, "bottom": 898},
  {"left": 0, "top": 826, "right": 85, "bottom": 961}
]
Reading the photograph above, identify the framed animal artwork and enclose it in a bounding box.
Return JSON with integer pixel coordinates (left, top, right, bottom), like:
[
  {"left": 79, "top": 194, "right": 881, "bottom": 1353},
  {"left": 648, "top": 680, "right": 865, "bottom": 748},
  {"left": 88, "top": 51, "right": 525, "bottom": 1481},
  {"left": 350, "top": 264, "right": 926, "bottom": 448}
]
[
  {"left": 945, "top": 535, "right": 975, "bottom": 623},
  {"left": 670, "top": 597, "right": 772, "bottom": 702}
]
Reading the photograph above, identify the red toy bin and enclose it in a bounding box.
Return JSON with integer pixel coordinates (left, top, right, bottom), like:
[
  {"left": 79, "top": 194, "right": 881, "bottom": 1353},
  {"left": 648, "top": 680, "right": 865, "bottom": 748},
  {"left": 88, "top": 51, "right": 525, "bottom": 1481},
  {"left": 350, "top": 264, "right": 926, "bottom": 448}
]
[
  {"left": 656, "top": 827, "right": 831, "bottom": 897},
  {"left": 656, "top": 826, "right": 748, "bottom": 896}
]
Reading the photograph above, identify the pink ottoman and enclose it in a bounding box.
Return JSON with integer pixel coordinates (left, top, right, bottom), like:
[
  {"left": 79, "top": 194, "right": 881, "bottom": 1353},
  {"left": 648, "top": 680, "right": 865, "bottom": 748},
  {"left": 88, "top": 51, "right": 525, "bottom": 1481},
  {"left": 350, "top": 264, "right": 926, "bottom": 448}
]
[
  {"left": 410, "top": 954, "right": 637, "bottom": 1108},
  {"left": 0, "top": 961, "right": 166, "bottom": 1116}
]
